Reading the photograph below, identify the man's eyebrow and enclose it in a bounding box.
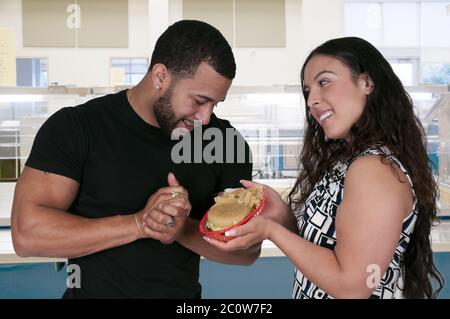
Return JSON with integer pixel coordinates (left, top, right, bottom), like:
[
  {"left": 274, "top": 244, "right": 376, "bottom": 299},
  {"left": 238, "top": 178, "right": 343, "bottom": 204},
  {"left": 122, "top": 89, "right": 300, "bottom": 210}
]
[
  {"left": 314, "top": 70, "right": 337, "bottom": 80},
  {"left": 196, "top": 95, "right": 226, "bottom": 102},
  {"left": 196, "top": 95, "right": 214, "bottom": 102}
]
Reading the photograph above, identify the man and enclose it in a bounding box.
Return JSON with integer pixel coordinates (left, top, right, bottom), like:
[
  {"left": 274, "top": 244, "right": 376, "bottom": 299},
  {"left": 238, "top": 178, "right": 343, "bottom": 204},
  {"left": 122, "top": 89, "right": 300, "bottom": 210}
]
[{"left": 11, "top": 20, "right": 258, "bottom": 298}]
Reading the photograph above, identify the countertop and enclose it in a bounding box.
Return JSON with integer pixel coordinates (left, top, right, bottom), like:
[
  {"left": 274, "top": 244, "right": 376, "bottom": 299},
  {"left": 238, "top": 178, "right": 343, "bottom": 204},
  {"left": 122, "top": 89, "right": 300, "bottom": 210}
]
[
  {"left": 0, "top": 183, "right": 13, "bottom": 227},
  {"left": 2, "top": 179, "right": 450, "bottom": 264},
  {"left": 2, "top": 224, "right": 450, "bottom": 264},
  {"left": 0, "top": 179, "right": 296, "bottom": 226}
]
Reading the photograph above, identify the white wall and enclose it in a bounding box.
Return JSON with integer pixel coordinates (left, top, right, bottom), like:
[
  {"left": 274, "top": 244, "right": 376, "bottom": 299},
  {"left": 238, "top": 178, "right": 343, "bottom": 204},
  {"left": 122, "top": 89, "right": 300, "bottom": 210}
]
[
  {"left": 299, "top": 0, "right": 345, "bottom": 61},
  {"left": 0, "top": 0, "right": 345, "bottom": 87},
  {"left": 422, "top": 48, "right": 450, "bottom": 64},
  {"left": 0, "top": 0, "right": 150, "bottom": 87},
  {"left": 233, "top": 0, "right": 304, "bottom": 86},
  {"left": 169, "top": 0, "right": 345, "bottom": 86},
  {"left": 149, "top": 0, "right": 169, "bottom": 56}
]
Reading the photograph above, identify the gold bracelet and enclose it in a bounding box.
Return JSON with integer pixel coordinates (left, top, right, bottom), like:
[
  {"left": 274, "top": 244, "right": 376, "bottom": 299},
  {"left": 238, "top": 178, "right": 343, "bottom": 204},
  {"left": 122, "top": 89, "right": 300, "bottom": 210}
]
[{"left": 134, "top": 213, "right": 144, "bottom": 237}]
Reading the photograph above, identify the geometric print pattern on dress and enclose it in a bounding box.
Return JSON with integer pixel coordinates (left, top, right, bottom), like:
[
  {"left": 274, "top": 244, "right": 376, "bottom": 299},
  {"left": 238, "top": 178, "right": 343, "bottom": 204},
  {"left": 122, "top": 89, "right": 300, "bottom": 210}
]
[{"left": 292, "top": 145, "right": 418, "bottom": 299}]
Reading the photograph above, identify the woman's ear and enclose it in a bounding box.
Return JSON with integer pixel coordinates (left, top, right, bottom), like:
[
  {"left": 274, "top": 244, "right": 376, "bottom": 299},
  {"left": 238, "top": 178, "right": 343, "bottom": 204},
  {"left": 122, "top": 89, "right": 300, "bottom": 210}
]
[{"left": 360, "top": 73, "right": 374, "bottom": 95}]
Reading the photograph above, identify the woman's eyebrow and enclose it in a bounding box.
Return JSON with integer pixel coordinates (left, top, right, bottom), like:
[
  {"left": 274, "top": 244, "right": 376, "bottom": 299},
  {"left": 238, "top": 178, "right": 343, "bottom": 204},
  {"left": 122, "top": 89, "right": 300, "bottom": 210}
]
[{"left": 314, "top": 70, "right": 337, "bottom": 80}]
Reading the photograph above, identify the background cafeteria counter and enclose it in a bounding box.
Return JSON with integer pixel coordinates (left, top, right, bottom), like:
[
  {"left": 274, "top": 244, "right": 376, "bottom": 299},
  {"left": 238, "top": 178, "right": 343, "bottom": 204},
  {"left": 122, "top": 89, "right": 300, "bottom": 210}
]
[{"left": 1, "top": 180, "right": 450, "bottom": 298}]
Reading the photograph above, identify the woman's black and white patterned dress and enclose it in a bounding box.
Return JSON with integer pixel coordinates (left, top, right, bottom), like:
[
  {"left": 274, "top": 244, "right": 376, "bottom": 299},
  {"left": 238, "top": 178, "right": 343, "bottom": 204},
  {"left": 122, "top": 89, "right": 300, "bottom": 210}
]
[{"left": 292, "top": 146, "right": 418, "bottom": 299}]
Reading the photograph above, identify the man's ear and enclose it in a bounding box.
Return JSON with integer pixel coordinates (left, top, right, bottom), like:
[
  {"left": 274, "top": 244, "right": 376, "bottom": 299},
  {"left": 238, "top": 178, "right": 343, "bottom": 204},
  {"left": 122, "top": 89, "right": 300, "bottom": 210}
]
[
  {"left": 360, "top": 73, "right": 374, "bottom": 95},
  {"left": 151, "top": 63, "right": 170, "bottom": 90}
]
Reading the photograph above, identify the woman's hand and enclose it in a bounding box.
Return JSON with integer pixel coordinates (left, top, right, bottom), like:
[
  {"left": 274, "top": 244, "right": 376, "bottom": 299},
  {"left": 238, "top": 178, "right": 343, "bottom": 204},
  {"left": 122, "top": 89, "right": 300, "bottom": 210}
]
[
  {"left": 241, "top": 180, "right": 293, "bottom": 227},
  {"left": 205, "top": 215, "right": 275, "bottom": 251},
  {"left": 204, "top": 179, "right": 288, "bottom": 251}
]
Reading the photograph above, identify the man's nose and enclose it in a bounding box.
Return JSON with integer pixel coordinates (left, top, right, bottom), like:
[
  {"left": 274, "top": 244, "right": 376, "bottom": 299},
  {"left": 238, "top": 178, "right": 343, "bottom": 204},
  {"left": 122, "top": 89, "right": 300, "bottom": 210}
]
[{"left": 194, "top": 104, "right": 214, "bottom": 126}]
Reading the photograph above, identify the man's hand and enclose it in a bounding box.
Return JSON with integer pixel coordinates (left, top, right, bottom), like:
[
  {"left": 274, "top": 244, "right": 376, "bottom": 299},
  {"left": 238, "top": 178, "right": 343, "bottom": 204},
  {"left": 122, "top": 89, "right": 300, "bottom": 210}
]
[{"left": 135, "top": 173, "right": 191, "bottom": 244}]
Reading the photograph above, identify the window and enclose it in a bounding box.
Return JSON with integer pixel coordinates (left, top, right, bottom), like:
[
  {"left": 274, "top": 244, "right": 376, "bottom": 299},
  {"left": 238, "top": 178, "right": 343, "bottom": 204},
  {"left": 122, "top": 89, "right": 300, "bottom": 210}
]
[
  {"left": 388, "top": 58, "right": 420, "bottom": 86},
  {"left": 422, "top": 2, "right": 450, "bottom": 47},
  {"left": 345, "top": 2, "right": 382, "bottom": 46},
  {"left": 422, "top": 64, "right": 450, "bottom": 84},
  {"left": 345, "top": 1, "right": 450, "bottom": 86},
  {"left": 110, "top": 58, "right": 148, "bottom": 85},
  {"left": 344, "top": 1, "right": 420, "bottom": 47},
  {"left": 383, "top": 2, "right": 419, "bottom": 47},
  {"left": 15, "top": 58, "right": 48, "bottom": 87}
]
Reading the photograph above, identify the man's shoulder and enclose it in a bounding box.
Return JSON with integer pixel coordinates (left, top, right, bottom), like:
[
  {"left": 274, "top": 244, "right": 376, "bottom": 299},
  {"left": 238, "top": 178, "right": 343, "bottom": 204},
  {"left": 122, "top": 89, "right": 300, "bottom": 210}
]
[
  {"left": 41, "top": 93, "right": 119, "bottom": 132},
  {"left": 208, "top": 113, "right": 235, "bottom": 130},
  {"left": 51, "top": 91, "right": 123, "bottom": 123},
  {"left": 75, "top": 91, "right": 123, "bottom": 113}
]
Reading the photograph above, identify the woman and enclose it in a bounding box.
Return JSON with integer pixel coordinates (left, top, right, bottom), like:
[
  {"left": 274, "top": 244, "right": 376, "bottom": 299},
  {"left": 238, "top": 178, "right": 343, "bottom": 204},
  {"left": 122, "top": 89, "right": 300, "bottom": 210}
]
[{"left": 205, "top": 37, "right": 444, "bottom": 299}]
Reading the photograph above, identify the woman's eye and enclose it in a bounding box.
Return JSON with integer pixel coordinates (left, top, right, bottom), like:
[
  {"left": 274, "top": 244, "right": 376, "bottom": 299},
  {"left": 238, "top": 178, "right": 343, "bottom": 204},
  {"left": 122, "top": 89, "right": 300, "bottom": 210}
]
[{"left": 318, "top": 80, "right": 329, "bottom": 86}]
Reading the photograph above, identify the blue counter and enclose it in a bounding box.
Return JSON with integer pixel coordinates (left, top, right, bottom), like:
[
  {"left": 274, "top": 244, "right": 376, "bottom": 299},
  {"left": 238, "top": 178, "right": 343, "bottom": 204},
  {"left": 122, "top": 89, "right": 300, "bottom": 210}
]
[{"left": 0, "top": 254, "right": 449, "bottom": 299}]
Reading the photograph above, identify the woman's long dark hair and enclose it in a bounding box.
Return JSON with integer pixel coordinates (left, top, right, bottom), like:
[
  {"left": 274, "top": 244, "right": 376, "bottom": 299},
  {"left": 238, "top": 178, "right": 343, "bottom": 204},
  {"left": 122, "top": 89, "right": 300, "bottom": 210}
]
[{"left": 288, "top": 37, "right": 444, "bottom": 298}]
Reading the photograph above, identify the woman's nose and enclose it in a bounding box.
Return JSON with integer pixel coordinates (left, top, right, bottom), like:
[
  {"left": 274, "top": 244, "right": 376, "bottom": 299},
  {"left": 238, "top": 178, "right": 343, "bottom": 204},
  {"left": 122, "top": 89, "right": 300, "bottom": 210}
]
[{"left": 307, "top": 89, "right": 320, "bottom": 109}]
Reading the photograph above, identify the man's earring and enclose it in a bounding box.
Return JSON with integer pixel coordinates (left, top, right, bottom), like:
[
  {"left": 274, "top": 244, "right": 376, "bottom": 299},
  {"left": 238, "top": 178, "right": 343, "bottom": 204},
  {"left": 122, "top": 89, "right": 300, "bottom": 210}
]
[{"left": 155, "top": 85, "right": 160, "bottom": 90}]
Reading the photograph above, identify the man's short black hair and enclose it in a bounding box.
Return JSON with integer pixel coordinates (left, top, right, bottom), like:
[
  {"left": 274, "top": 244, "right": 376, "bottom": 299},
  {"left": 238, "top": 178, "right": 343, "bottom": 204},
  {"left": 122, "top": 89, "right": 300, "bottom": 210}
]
[{"left": 150, "top": 20, "right": 236, "bottom": 80}]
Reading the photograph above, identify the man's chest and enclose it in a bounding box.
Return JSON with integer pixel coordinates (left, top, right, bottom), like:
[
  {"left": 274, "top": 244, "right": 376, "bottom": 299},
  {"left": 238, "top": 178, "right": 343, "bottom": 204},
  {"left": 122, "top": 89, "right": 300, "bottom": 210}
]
[{"left": 78, "top": 139, "right": 219, "bottom": 218}]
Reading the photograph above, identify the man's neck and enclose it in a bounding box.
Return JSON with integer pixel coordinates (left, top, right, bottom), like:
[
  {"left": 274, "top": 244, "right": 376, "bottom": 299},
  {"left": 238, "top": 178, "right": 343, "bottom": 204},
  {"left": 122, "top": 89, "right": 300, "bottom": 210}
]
[{"left": 127, "top": 85, "right": 159, "bottom": 128}]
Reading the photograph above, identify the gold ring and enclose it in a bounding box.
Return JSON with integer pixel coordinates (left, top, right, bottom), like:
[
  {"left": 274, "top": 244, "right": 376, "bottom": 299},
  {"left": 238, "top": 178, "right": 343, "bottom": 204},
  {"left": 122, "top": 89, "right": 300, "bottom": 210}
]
[{"left": 170, "top": 191, "right": 179, "bottom": 199}]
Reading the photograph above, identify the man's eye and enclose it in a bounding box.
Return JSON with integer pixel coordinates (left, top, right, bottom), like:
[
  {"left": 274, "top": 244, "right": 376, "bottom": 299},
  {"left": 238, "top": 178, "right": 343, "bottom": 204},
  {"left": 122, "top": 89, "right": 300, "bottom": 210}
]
[
  {"left": 195, "top": 99, "right": 206, "bottom": 105},
  {"left": 319, "top": 80, "right": 330, "bottom": 86}
]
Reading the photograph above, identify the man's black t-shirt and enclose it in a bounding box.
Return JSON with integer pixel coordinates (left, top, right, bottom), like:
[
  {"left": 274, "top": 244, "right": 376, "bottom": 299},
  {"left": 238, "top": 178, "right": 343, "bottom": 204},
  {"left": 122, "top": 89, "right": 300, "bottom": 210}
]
[{"left": 25, "top": 90, "right": 252, "bottom": 298}]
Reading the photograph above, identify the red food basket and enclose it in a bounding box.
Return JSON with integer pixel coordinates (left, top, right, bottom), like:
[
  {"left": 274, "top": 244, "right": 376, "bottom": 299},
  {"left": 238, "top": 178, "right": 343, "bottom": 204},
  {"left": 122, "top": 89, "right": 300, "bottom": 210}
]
[{"left": 199, "top": 195, "right": 266, "bottom": 242}]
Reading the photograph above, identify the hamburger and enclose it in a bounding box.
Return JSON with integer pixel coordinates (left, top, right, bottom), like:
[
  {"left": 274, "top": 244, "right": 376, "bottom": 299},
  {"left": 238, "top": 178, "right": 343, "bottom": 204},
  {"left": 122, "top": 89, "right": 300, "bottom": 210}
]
[{"left": 205, "top": 186, "right": 263, "bottom": 231}]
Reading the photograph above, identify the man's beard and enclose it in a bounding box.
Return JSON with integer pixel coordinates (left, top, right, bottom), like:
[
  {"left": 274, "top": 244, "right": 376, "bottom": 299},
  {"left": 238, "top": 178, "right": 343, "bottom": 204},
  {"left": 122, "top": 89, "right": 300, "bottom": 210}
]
[{"left": 153, "top": 85, "right": 178, "bottom": 137}]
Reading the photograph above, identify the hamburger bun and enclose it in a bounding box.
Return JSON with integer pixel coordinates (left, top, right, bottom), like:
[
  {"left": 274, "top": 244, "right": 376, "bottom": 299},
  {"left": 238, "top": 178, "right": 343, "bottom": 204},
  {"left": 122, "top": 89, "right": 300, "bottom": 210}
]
[
  {"left": 206, "top": 202, "right": 252, "bottom": 231},
  {"left": 205, "top": 186, "right": 263, "bottom": 231}
]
